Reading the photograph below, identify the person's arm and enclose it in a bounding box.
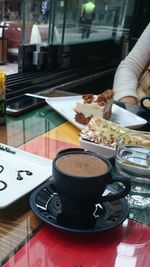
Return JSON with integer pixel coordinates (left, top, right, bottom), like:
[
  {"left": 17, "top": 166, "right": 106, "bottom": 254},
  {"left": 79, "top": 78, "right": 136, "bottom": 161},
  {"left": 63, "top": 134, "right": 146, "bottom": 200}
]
[
  {"left": 113, "top": 23, "right": 150, "bottom": 103},
  {"left": 119, "top": 96, "right": 138, "bottom": 104}
]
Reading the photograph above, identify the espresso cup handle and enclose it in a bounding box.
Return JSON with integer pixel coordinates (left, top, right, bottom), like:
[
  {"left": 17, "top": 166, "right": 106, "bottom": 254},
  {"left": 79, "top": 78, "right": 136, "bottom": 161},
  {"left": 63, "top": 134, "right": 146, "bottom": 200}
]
[{"left": 100, "top": 176, "right": 131, "bottom": 202}]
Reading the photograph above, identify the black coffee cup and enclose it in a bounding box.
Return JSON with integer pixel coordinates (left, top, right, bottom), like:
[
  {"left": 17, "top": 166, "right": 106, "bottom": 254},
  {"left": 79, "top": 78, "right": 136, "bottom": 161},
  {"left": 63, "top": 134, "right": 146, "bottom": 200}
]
[
  {"left": 52, "top": 150, "right": 131, "bottom": 227},
  {"left": 140, "top": 96, "right": 150, "bottom": 111},
  {"left": 56, "top": 147, "right": 85, "bottom": 157}
]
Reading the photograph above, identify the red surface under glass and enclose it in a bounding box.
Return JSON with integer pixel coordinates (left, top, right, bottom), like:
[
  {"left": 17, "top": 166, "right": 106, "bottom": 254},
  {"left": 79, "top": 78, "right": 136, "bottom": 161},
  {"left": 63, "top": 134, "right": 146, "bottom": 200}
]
[{"left": 3, "top": 219, "right": 150, "bottom": 267}]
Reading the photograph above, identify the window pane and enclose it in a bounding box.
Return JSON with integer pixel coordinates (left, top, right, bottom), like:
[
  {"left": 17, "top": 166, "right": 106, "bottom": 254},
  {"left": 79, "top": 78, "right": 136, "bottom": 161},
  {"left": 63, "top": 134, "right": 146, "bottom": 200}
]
[
  {"left": 1, "top": 0, "right": 136, "bottom": 46},
  {"left": 1, "top": 0, "right": 136, "bottom": 59},
  {"left": 53, "top": 0, "right": 136, "bottom": 45}
]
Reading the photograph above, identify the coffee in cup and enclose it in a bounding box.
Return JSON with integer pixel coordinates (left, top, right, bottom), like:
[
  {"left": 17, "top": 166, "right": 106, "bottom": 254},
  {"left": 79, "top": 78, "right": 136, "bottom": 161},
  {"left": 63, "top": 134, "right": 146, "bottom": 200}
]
[
  {"left": 52, "top": 150, "right": 131, "bottom": 227},
  {"left": 56, "top": 153, "right": 108, "bottom": 177}
]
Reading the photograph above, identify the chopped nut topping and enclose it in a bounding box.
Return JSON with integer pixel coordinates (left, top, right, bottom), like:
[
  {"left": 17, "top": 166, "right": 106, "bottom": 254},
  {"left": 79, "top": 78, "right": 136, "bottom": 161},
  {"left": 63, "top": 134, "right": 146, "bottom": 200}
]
[
  {"left": 98, "top": 100, "right": 106, "bottom": 106},
  {"left": 80, "top": 118, "right": 128, "bottom": 148},
  {"left": 82, "top": 89, "right": 113, "bottom": 106},
  {"left": 82, "top": 94, "right": 93, "bottom": 103},
  {"left": 97, "top": 89, "right": 113, "bottom": 106}
]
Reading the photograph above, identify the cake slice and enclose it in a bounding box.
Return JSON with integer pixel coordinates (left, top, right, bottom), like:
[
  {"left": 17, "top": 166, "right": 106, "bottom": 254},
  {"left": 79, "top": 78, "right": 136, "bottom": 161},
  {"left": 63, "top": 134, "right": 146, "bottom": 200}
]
[{"left": 74, "top": 89, "right": 113, "bottom": 125}]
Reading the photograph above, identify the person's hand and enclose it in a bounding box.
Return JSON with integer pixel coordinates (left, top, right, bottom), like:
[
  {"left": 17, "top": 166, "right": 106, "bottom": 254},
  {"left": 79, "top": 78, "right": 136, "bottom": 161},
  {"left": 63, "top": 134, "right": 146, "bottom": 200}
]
[{"left": 119, "top": 96, "right": 138, "bottom": 105}]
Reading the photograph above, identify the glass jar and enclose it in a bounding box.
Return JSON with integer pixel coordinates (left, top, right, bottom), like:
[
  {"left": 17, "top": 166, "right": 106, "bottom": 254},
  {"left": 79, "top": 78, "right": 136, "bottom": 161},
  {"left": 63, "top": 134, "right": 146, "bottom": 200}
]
[{"left": 115, "top": 132, "right": 150, "bottom": 209}]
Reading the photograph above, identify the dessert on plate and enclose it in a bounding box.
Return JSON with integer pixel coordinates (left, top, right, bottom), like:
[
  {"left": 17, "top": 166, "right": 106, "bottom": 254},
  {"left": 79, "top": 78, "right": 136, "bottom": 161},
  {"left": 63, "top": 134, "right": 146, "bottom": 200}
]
[
  {"left": 74, "top": 89, "right": 113, "bottom": 125},
  {"left": 80, "top": 117, "right": 150, "bottom": 149},
  {"left": 80, "top": 118, "right": 129, "bottom": 148}
]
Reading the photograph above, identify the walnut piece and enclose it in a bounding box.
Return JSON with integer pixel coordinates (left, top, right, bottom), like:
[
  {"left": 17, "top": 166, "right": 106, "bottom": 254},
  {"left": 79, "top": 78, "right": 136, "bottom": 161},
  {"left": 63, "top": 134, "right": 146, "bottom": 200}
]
[
  {"left": 82, "top": 94, "right": 93, "bottom": 103},
  {"left": 97, "top": 89, "right": 113, "bottom": 106}
]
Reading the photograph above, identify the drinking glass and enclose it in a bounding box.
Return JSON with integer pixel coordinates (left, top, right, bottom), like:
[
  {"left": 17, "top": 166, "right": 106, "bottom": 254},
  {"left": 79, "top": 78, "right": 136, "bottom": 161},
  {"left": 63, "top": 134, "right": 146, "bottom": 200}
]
[{"left": 115, "top": 132, "right": 150, "bottom": 209}]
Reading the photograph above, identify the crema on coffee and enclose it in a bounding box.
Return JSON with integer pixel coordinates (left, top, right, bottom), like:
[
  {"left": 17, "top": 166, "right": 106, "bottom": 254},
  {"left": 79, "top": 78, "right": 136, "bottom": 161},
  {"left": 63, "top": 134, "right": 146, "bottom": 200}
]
[{"left": 56, "top": 154, "right": 108, "bottom": 177}]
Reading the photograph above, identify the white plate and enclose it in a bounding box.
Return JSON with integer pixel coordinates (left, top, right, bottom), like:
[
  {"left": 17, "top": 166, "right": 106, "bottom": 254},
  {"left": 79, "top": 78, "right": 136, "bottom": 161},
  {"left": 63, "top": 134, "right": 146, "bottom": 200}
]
[
  {"left": 79, "top": 137, "right": 115, "bottom": 159},
  {"left": 46, "top": 96, "right": 147, "bottom": 129},
  {"left": 0, "top": 143, "right": 52, "bottom": 208}
]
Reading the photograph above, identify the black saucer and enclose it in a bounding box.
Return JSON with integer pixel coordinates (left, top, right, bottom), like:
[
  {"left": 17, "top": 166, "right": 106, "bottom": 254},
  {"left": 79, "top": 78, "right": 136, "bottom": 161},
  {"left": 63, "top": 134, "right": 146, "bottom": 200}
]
[{"left": 30, "top": 179, "right": 129, "bottom": 233}]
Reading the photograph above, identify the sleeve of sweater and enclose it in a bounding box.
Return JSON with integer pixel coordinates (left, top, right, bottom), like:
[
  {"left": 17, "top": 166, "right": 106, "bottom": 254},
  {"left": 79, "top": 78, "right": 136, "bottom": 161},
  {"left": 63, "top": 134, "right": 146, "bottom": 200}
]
[{"left": 113, "top": 23, "right": 150, "bottom": 101}]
